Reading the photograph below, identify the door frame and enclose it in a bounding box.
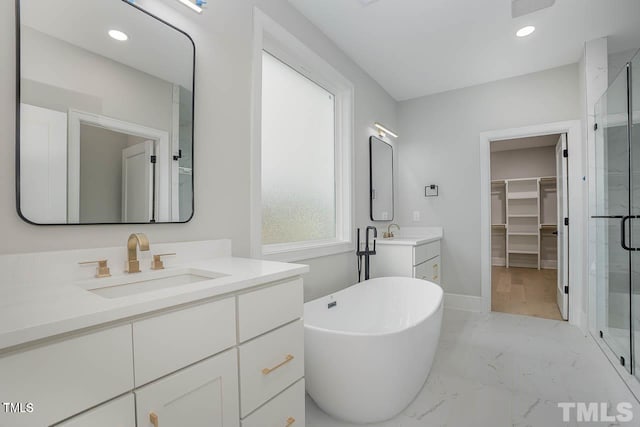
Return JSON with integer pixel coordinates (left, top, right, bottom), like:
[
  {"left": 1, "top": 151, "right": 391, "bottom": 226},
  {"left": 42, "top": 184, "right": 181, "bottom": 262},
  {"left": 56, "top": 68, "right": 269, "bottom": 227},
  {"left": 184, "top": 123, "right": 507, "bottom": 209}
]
[
  {"left": 67, "top": 109, "right": 175, "bottom": 222},
  {"left": 479, "top": 120, "right": 584, "bottom": 328}
]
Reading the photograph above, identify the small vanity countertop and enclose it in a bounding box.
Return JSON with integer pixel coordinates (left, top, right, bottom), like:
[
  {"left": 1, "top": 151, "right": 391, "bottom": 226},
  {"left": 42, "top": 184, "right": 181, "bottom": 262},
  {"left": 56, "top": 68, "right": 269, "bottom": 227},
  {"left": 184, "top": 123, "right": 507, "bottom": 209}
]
[
  {"left": 0, "top": 256, "right": 308, "bottom": 352},
  {"left": 375, "top": 226, "right": 443, "bottom": 246}
]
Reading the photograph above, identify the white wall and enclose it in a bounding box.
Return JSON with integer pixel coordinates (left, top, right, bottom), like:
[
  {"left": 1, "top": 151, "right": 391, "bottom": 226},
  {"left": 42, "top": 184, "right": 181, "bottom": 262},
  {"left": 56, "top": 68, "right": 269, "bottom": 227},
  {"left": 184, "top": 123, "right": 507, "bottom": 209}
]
[
  {"left": 21, "top": 26, "right": 173, "bottom": 133},
  {"left": 608, "top": 48, "right": 638, "bottom": 85},
  {"left": 79, "top": 124, "right": 128, "bottom": 223},
  {"left": 397, "top": 64, "right": 580, "bottom": 297},
  {"left": 1, "top": 0, "right": 396, "bottom": 302},
  {"left": 490, "top": 146, "right": 556, "bottom": 180}
]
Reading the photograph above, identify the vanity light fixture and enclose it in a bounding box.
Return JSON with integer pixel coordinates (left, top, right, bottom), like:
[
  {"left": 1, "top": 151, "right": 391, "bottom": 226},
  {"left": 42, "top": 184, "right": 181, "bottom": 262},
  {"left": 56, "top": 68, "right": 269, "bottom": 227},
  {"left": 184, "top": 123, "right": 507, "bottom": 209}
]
[
  {"left": 374, "top": 122, "right": 398, "bottom": 139},
  {"left": 177, "top": 0, "right": 205, "bottom": 13},
  {"left": 108, "top": 30, "right": 129, "bottom": 41},
  {"left": 516, "top": 25, "right": 535, "bottom": 37}
]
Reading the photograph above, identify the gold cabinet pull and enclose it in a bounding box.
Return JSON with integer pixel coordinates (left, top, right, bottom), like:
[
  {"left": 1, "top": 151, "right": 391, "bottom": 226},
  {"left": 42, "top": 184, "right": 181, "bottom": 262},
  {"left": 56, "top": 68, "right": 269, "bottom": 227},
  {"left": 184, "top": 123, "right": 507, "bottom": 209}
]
[
  {"left": 262, "top": 354, "right": 294, "bottom": 375},
  {"left": 150, "top": 412, "right": 159, "bottom": 427},
  {"left": 286, "top": 416, "right": 296, "bottom": 426}
]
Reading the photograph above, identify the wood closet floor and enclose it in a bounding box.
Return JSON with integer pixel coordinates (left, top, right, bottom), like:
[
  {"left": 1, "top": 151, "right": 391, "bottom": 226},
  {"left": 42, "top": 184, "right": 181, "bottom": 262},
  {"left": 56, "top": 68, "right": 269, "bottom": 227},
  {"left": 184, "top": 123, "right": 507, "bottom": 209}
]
[{"left": 491, "top": 266, "right": 563, "bottom": 321}]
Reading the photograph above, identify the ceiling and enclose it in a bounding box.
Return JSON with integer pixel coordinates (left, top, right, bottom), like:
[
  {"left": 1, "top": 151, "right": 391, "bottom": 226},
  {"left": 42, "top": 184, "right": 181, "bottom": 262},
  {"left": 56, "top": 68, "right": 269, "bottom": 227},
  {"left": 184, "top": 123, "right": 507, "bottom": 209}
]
[
  {"left": 490, "top": 134, "right": 560, "bottom": 152},
  {"left": 288, "top": 0, "right": 640, "bottom": 101},
  {"left": 21, "top": 0, "right": 193, "bottom": 89}
]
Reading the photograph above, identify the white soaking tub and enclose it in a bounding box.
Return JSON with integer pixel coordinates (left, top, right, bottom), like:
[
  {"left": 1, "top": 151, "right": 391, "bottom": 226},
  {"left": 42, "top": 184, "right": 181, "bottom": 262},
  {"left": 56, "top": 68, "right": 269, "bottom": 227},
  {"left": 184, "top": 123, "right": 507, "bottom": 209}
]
[{"left": 304, "top": 277, "right": 443, "bottom": 423}]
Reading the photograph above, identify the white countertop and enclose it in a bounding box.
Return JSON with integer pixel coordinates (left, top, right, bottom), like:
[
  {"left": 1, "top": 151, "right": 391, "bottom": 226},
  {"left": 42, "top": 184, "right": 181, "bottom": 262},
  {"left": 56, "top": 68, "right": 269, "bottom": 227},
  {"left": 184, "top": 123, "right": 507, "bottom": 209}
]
[
  {"left": 375, "top": 226, "right": 443, "bottom": 246},
  {"left": 0, "top": 257, "right": 308, "bottom": 352}
]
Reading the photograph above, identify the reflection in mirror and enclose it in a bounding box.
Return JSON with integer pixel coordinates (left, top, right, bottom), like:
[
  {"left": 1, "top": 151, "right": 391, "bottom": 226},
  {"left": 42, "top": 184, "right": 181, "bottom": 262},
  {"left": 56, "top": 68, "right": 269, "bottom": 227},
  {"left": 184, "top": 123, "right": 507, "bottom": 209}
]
[
  {"left": 17, "top": 0, "right": 194, "bottom": 224},
  {"left": 369, "top": 136, "right": 394, "bottom": 221}
]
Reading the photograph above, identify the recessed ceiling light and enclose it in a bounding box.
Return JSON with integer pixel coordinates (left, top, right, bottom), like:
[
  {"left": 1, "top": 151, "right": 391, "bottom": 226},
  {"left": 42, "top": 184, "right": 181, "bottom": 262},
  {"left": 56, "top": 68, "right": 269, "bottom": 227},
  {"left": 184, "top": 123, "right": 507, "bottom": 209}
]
[
  {"left": 108, "top": 30, "right": 128, "bottom": 41},
  {"left": 516, "top": 26, "right": 535, "bottom": 38}
]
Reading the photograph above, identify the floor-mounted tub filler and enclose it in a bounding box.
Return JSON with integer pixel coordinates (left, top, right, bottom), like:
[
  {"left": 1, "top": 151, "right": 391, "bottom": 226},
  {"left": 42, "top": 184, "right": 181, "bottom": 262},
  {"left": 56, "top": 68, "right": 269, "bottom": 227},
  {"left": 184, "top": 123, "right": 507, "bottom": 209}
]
[{"left": 304, "top": 277, "right": 443, "bottom": 423}]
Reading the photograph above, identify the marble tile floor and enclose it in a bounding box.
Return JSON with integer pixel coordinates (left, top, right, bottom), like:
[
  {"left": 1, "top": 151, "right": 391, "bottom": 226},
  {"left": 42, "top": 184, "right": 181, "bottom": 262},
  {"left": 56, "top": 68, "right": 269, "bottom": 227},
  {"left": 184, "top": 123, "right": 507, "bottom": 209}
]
[{"left": 306, "top": 308, "right": 638, "bottom": 427}]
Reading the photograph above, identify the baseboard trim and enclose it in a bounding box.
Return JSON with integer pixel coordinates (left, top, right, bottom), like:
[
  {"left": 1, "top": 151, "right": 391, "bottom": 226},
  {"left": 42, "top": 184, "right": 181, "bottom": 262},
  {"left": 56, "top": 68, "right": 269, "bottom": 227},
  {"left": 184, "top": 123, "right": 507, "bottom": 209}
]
[
  {"left": 492, "top": 257, "right": 506, "bottom": 266},
  {"left": 541, "top": 260, "right": 558, "bottom": 269},
  {"left": 444, "top": 293, "right": 483, "bottom": 312}
]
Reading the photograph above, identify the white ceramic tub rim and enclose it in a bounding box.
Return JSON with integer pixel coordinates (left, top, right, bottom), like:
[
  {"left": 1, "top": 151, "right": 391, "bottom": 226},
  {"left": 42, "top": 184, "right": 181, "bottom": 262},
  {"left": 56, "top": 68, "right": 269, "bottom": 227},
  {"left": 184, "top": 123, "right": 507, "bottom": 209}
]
[{"left": 304, "top": 278, "right": 443, "bottom": 338}]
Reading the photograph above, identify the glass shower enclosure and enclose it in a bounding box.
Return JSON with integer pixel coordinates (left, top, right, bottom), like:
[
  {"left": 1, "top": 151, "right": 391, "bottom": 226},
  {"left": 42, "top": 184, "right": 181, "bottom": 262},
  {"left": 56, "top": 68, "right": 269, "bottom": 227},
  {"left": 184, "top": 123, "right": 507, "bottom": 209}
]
[{"left": 594, "top": 49, "right": 640, "bottom": 377}]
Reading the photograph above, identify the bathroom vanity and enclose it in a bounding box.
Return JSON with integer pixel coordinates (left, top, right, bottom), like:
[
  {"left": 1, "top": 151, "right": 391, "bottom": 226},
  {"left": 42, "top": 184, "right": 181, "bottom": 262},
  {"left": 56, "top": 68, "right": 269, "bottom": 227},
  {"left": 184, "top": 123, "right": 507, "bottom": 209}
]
[
  {"left": 371, "top": 227, "right": 442, "bottom": 285},
  {"left": 0, "top": 240, "right": 307, "bottom": 427}
]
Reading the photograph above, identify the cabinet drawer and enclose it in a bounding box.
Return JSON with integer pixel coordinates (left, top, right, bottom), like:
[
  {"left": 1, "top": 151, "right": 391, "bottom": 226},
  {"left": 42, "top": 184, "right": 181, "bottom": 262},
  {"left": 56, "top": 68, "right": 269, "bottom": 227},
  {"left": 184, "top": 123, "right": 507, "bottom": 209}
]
[
  {"left": 135, "top": 349, "right": 239, "bottom": 427},
  {"left": 239, "top": 320, "right": 304, "bottom": 417},
  {"left": 242, "top": 379, "right": 305, "bottom": 427},
  {"left": 133, "top": 297, "right": 236, "bottom": 386},
  {"left": 414, "top": 241, "right": 440, "bottom": 266},
  {"left": 238, "top": 278, "right": 303, "bottom": 342},
  {"left": 414, "top": 256, "right": 441, "bottom": 285},
  {"left": 0, "top": 325, "right": 133, "bottom": 427},
  {"left": 55, "top": 394, "right": 135, "bottom": 427}
]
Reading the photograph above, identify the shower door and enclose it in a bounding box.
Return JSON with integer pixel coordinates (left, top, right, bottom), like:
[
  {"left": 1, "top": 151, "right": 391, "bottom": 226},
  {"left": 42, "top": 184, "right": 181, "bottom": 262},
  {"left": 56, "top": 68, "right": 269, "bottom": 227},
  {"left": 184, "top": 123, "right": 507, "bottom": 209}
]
[
  {"left": 594, "top": 60, "right": 633, "bottom": 372},
  {"left": 631, "top": 52, "right": 640, "bottom": 379}
]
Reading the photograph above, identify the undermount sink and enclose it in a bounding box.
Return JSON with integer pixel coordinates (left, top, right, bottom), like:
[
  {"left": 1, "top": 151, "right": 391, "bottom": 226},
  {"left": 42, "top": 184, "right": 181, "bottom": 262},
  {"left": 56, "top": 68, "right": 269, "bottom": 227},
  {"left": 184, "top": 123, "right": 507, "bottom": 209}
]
[{"left": 79, "top": 268, "right": 228, "bottom": 299}]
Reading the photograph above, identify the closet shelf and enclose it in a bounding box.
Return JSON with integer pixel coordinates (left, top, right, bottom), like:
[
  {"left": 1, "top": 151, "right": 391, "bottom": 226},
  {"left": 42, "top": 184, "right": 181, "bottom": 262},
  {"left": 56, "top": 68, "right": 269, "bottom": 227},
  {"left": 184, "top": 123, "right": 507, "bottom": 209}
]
[
  {"left": 505, "top": 177, "right": 539, "bottom": 182},
  {"left": 495, "top": 174, "right": 559, "bottom": 270},
  {"left": 508, "top": 192, "right": 538, "bottom": 199}
]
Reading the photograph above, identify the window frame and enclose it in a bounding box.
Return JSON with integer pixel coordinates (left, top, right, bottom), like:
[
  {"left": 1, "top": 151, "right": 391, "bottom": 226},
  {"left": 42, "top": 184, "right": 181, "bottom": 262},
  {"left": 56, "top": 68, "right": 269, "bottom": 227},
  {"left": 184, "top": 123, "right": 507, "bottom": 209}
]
[{"left": 251, "top": 8, "right": 354, "bottom": 262}]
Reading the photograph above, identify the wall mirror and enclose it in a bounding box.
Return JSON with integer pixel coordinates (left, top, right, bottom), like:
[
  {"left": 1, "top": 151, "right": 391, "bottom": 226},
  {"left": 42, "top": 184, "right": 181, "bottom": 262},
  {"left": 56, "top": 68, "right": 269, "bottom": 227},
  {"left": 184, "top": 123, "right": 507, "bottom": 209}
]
[
  {"left": 369, "top": 136, "right": 394, "bottom": 221},
  {"left": 17, "top": 0, "right": 195, "bottom": 224}
]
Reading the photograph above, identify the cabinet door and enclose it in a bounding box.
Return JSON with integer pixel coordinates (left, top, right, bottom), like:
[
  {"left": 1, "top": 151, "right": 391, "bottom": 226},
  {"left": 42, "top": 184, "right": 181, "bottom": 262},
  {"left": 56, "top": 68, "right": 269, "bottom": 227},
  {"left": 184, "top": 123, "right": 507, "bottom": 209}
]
[
  {"left": 241, "top": 379, "right": 305, "bottom": 427},
  {"left": 370, "top": 245, "right": 414, "bottom": 278},
  {"left": 55, "top": 394, "right": 135, "bottom": 427},
  {"left": 414, "top": 256, "right": 441, "bottom": 284},
  {"left": 135, "top": 349, "right": 240, "bottom": 427}
]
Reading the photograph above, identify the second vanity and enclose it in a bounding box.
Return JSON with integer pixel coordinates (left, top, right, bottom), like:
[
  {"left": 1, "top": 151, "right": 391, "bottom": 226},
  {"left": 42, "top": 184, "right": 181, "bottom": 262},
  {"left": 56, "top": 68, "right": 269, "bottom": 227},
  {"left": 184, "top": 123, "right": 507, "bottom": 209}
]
[
  {"left": 371, "top": 227, "right": 442, "bottom": 285},
  {"left": 0, "top": 239, "right": 308, "bottom": 427}
]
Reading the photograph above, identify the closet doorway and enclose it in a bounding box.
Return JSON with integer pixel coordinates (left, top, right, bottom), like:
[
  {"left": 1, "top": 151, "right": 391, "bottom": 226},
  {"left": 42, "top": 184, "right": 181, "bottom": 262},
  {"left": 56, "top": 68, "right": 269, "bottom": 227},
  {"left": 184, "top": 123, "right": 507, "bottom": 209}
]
[{"left": 490, "top": 134, "right": 568, "bottom": 321}]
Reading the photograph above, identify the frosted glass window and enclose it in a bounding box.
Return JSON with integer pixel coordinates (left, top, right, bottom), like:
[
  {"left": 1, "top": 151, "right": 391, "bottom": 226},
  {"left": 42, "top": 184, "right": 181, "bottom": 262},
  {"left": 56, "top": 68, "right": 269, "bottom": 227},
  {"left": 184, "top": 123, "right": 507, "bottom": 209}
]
[{"left": 261, "top": 51, "right": 336, "bottom": 245}]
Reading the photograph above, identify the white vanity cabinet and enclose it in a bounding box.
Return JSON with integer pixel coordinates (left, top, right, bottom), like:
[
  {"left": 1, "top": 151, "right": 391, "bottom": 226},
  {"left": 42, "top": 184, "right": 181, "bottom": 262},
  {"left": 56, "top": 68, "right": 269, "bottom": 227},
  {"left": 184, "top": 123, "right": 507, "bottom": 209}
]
[
  {"left": 0, "top": 276, "right": 305, "bottom": 427},
  {"left": 0, "top": 324, "right": 134, "bottom": 427},
  {"left": 372, "top": 239, "right": 441, "bottom": 285},
  {"left": 55, "top": 394, "right": 136, "bottom": 427},
  {"left": 135, "top": 349, "right": 240, "bottom": 427},
  {"left": 238, "top": 279, "right": 305, "bottom": 425}
]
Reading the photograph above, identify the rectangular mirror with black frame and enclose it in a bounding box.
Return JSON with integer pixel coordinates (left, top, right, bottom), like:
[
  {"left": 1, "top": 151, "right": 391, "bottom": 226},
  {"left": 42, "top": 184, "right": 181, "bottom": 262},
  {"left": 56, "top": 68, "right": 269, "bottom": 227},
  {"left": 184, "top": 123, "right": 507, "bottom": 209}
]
[
  {"left": 369, "top": 136, "right": 394, "bottom": 221},
  {"left": 16, "top": 0, "right": 195, "bottom": 224}
]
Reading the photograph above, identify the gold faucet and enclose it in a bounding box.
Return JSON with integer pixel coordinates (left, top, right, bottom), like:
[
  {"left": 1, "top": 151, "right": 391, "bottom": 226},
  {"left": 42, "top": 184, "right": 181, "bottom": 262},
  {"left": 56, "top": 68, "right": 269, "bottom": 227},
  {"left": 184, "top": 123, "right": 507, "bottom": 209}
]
[
  {"left": 383, "top": 223, "right": 400, "bottom": 239},
  {"left": 126, "top": 233, "right": 150, "bottom": 273}
]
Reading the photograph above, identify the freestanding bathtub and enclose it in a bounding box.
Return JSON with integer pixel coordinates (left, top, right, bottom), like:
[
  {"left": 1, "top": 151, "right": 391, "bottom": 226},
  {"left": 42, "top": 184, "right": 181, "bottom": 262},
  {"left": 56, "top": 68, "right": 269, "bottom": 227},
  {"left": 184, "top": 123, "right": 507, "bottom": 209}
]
[{"left": 304, "top": 277, "right": 443, "bottom": 424}]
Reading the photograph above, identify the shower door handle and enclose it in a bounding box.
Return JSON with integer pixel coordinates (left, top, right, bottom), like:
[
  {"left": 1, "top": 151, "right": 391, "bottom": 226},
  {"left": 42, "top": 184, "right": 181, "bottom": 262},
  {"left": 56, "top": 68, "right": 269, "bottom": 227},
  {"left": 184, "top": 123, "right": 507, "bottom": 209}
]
[{"left": 621, "top": 216, "right": 640, "bottom": 251}]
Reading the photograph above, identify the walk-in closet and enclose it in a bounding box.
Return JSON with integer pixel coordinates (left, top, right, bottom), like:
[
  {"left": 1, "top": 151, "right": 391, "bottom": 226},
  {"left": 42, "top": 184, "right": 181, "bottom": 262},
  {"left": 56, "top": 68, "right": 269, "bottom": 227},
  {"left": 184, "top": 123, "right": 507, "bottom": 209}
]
[{"left": 490, "top": 134, "right": 568, "bottom": 321}]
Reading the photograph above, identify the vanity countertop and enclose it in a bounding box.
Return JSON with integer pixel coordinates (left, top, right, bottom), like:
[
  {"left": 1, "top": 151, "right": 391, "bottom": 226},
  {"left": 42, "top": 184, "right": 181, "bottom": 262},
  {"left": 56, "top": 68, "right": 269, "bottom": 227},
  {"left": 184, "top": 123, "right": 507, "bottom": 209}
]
[
  {"left": 0, "top": 256, "right": 308, "bottom": 352},
  {"left": 375, "top": 226, "right": 443, "bottom": 246}
]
